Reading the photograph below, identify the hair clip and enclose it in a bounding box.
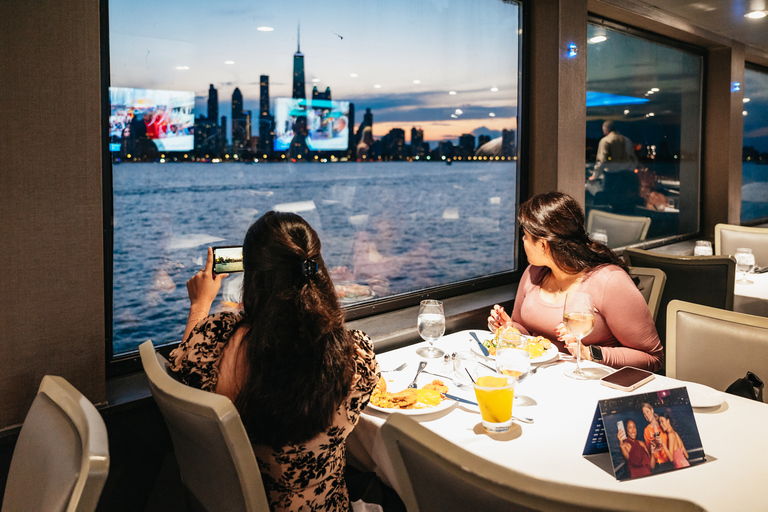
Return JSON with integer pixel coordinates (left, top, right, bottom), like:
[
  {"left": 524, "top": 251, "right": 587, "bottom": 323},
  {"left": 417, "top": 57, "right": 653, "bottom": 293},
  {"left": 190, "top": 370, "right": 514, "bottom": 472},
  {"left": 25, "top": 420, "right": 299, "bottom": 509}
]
[{"left": 302, "top": 259, "right": 319, "bottom": 277}]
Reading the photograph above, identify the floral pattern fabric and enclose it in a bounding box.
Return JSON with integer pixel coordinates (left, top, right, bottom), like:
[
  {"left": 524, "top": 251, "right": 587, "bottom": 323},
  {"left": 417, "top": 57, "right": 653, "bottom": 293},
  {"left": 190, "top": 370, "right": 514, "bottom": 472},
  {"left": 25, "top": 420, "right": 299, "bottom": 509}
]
[{"left": 169, "top": 312, "right": 380, "bottom": 512}]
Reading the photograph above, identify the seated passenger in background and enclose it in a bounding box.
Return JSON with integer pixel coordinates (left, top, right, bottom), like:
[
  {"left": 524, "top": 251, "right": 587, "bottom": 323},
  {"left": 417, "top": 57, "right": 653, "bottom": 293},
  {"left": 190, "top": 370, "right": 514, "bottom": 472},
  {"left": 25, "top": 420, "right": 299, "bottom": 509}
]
[
  {"left": 488, "top": 192, "right": 663, "bottom": 372},
  {"left": 170, "top": 211, "right": 380, "bottom": 511}
]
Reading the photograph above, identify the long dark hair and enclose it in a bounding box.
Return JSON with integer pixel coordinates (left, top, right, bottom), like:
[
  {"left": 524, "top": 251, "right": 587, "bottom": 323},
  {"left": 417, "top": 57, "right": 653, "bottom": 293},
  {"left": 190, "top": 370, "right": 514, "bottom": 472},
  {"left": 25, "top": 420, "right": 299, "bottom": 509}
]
[
  {"left": 518, "top": 192, "right": 628, "bottom": 279},
  {"left": 233, "top": 211, "right": 355, "bottom": 448}
]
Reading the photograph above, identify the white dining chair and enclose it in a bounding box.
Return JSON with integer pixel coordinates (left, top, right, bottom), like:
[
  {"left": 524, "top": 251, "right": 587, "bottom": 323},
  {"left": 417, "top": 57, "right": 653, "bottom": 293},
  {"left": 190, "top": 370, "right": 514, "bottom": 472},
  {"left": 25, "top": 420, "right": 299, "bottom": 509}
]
[
  {"left": 714, "top": 223, "right": 768, "bottom": 268},
  {"left": 381, "top": 413, "right": 704, "bottom": 512},
  {"left": 1, "top": 375, "right": 109, "bottom": 512},
  {"left": 667, "top": 300, "right": 768, "bottom": 401},
  {"left": 587, "top": 210, "right": 650, "bottom": 248},
  {"left": 139, "top": 340, "right": 270, "bottom": 512}
]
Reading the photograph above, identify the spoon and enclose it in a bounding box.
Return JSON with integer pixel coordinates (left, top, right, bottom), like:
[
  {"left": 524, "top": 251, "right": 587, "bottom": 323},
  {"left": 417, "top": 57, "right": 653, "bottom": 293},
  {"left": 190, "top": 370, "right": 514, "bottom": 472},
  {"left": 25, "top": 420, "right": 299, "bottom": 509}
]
[
  {"left": 512, "top": 415, "right": 535, "bottom": 424},
  {"left": 407, "top": 361, "right": 428, "bottom": 388}
]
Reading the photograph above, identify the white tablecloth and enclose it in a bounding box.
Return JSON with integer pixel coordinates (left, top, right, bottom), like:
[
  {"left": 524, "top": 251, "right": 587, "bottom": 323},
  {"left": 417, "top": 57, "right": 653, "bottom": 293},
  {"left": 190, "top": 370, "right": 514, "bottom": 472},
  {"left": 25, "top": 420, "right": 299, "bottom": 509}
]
[
  {"left": 349, "top": 330, "right": 768, "bottom": 511},
  {"left": 734, "top": 271, "right": 768, "bottom": 316}
]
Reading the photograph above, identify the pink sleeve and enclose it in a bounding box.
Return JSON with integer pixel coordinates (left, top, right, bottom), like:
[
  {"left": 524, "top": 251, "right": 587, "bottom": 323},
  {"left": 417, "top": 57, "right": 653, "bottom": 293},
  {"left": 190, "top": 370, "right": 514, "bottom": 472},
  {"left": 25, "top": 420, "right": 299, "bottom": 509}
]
[
  {"left": 510, "top": 266, "right": 532, "bottom": 336},
  {"left": 597, "top": 270, "right": 663, "bottom": 372}
]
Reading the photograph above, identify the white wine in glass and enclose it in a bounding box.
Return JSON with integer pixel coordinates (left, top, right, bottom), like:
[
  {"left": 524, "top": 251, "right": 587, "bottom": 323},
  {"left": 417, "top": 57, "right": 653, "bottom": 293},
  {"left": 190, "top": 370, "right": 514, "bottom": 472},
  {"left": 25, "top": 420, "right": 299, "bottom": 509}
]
[
  {"left": 563, "top": 292, "right": 596, "bottom": 380},
  {"left": 416, "top": 300, "right": 445, "bottom": 358}
]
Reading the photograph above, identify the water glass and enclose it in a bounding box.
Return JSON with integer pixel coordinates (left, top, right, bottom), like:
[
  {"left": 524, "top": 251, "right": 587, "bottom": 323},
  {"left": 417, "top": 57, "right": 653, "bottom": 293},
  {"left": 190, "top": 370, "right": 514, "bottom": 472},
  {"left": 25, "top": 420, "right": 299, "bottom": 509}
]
[
  {"left": 496, "top": 348, "right": 531, "bottom": 385},
  {"left": 590, "top": 229, "right": 609, "bottom": 245},
  {"left": 694, "top": 240, "right": 713, "bottom": 256},
  {"left": 735, "top": 248, "right": 755, "bottom": 285},
  {"left": 416, "top": 300, "right": 446, "bottom": 358}
]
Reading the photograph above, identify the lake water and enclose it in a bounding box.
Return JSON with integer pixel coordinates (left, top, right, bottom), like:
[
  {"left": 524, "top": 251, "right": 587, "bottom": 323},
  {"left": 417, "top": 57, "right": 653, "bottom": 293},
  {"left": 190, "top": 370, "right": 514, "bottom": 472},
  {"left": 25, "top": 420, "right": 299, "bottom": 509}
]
[{"left": 112, "top": 161, "right": 518, "bottom": 354}]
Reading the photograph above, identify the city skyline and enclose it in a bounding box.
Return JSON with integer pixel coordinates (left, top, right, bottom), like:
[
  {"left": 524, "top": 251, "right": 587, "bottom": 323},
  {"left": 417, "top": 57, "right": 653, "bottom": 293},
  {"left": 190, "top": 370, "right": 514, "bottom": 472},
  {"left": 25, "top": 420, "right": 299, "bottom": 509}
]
[{"left": 108, "top": 0, "right": 520, "bottom": 145}]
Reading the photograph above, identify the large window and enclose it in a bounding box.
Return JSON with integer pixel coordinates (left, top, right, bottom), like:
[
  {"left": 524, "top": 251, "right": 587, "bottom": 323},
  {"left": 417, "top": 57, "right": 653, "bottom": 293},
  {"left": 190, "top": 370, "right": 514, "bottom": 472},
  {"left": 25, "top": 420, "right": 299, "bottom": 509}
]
[
  {"left": 741, "top": 65, "right": 768, "bottom": 224},
  {"left": 107, "top": 0, "right": 523, "bottom": 356},
  {"left": 584, "top": 21, "right": 702, "bottom": 248}
]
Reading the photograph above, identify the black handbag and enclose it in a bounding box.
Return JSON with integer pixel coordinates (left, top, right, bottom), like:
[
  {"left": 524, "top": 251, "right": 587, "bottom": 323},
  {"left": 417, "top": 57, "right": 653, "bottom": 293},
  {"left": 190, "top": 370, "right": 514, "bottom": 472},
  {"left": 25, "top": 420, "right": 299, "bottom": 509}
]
[{"left": 725, "top": 371, "right": 764, "bottom": 402}]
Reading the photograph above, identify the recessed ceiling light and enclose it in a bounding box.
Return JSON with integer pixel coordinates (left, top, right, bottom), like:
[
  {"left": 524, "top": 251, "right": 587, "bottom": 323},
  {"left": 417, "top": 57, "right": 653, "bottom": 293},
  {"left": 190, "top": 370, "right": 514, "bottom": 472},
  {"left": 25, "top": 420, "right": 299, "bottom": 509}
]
[
  {"left": 257, "top": 26, "right": 274, "bottom": 31},
  {"left": 588, "top": 35, "right": 607, "bottom": 43},
  {"left": 745, "top": 10, "right": 767, "bottom": 18}
]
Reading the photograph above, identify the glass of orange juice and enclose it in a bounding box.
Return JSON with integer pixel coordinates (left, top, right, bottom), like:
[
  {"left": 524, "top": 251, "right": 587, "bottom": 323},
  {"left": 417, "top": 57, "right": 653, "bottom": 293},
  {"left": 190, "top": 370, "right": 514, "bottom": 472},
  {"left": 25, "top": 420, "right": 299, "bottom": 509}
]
[{"left": 472, "top": 374, "right": 516, "bottom": 433}]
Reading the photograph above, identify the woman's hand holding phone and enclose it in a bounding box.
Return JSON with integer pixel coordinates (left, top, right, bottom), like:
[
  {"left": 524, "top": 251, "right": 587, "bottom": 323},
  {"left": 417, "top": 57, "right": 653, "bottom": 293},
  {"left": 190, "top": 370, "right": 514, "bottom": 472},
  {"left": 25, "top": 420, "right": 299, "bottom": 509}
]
[{"left": 186, "top": 247, "right": 228, "bottom": 313}]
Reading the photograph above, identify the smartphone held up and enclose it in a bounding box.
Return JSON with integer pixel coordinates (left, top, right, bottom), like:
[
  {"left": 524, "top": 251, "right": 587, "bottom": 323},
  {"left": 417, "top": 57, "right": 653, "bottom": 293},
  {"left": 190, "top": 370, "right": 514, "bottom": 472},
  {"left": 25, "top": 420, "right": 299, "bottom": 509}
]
[{"left": 212, "top": 246, "right": 244, "bottom": 274}]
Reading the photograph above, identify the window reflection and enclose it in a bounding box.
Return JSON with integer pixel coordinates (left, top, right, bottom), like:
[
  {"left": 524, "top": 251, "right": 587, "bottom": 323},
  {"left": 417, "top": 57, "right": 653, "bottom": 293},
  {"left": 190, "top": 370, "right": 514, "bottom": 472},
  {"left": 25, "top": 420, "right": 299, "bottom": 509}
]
[
  {"left": 108, "top": 0, "right": 522, "bottom": 355},
  {"left": 585, "top": 23, "right": 702, "bottom": 248},
  {"left": 741, "top": 66, "right": 768, "bottom": 223}
]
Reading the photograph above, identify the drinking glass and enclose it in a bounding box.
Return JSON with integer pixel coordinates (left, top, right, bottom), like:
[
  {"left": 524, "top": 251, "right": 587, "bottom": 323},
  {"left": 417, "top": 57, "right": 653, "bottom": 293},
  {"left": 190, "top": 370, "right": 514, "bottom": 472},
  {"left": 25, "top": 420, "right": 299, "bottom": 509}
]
[
  {"left": 694, "top": 240, "right": 713, "bottom": 256},
  {"left": 496, "top": 348, "right": 531, "bottom": 385},
  {"left": 416, "top": 300, "right": 445, "bottom": 358},
  {"left": 590, "top": 229, "right": 609, "bottom": 245},
  {"left": 472, "top": 374, "right": 516, "bottom": 433},
  {"left": 563, "top": 292, "right": 596, "bottom": 380},
  {"left": 735, "top": 248, "right": 755, "bottom": 285}
]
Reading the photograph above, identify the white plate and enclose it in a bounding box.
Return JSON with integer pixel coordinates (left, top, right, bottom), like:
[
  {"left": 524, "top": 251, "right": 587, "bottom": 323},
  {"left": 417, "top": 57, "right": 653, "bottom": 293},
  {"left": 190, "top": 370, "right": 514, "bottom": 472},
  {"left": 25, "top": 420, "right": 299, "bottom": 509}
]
[
  {"left": 366, "top": 373, "right": 457, "bottom": 415},
  {"left": 679, "top": 380, "right": 725, "bottom": 408},
  {"left": 471, "top": 336, "right": 560, "bottom": 365}
]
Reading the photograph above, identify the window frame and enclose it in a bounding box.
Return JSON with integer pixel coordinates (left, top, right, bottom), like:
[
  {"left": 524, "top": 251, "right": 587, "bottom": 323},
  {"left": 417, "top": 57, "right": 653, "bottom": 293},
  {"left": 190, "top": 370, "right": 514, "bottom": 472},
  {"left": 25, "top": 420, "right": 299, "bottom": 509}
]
[{"left": 101, "top": 0, "right": 528, "bottom": 376}]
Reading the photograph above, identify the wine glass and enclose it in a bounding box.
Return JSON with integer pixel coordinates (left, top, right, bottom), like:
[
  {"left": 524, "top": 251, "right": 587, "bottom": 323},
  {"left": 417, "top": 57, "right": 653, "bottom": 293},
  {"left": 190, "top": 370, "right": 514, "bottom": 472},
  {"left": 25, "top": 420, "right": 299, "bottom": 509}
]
[
  {"left": 416, "top": 300, "right": 445, "bottom": 358},
  {"left": 563, "top": 292, "right": 596, "bottom": 380},
  {"left": 735, "top": 248, "right": 755, "bottom": 285},
  {"left": 590, "top": 229, "right": 609, "bottom": 245},
  {"left": 694, "top": 240, "right": 713, "bottom": 256}
]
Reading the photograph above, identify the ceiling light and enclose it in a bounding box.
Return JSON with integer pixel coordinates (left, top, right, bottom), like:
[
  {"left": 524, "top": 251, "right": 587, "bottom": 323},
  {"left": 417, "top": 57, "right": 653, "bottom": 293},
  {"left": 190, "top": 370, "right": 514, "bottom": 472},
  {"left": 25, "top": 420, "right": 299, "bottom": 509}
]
[
  {"left": 745, "top": 10, "right": 767, "bottom": 18},
  {"left": 588, "top": 35, "right": 607, "bottom": 44}
]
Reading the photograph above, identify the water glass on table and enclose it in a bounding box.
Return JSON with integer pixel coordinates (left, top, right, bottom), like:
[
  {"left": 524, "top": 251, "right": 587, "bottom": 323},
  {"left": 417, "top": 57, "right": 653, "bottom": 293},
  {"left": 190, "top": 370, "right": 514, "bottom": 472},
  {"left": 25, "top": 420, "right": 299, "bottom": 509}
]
[
  {"left": 590, "top": 229, "right": 609, "bottom": 245},
  {"left": 735, "top": 248, "right": 755, "bottom": 285},
  {"left": 694, "top": 240, "right": 713, "bottom": 256},
  {"left": 416, "top": 300, "right": 445, "bottom": 358}
]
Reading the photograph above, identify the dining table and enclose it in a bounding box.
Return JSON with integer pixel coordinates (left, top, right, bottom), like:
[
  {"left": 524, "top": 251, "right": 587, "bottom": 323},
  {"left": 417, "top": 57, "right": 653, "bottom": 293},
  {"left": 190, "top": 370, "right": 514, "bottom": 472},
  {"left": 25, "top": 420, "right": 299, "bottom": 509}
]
[
  {"left": 734, "top": 270, "right": 768, "bottom": 317},
  {"left": 347, "top": 329, "right": 768, "bottom": 511}
]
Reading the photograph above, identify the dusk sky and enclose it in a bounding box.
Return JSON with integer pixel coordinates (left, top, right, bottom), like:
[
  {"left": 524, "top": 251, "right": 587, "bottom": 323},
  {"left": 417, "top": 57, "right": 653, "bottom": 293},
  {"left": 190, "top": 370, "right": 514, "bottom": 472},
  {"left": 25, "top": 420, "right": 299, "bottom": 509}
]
[{"left": 109, "top": 0, "right": 521, "bottom": 144}]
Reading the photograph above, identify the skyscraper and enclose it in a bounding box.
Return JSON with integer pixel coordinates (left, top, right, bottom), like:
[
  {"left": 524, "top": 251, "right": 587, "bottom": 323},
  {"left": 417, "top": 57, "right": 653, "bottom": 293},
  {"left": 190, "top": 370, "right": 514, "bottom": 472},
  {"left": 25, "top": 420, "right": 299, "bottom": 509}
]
[
  {"left": 357, "top": 108, "right": 373, "bottom": 144},
  {"left": 259, "top": 75, "right": 270, "bottom": 118},
  {"left": 292, "top": 25, "right": 306, "bottom": 101},
  {"left": 232, "top": 87, "right": 243, "bottom": 119},
  {"left": 207, "top": 84, "right": 219, "bottom": 124},
  {"left": 259, "top": 75, "right": 274, "bottom": 155},
  {"left": 232, "top": 88, "right": 248, "bottom": 150}
]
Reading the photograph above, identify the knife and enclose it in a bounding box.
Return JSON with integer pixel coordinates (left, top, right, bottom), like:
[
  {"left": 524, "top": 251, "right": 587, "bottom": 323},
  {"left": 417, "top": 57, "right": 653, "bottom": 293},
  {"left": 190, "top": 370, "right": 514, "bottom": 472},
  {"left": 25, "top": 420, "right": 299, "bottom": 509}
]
[
  {"left": 470, "top": 331, "right": 490, "bottom": 357},
  {"left": 444, "top": 393, "right": 478, "bottom": 406}
]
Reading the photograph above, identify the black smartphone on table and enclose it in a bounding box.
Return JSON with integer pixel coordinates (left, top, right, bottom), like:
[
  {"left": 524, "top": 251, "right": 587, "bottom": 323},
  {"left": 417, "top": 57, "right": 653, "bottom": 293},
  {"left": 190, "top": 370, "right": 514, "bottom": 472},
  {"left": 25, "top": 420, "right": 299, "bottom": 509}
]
[
  {"left": 212, "top": 246, "right": 244, "bottom": 274},
  {"left": 600, "top": 366, "right": 655, "bottom": 392}
]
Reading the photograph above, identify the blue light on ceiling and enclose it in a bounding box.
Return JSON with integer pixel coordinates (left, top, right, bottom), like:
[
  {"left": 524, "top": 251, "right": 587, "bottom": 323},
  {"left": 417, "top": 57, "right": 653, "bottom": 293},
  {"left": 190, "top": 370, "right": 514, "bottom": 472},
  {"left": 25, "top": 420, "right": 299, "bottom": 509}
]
[{"left": 586, "top": 91, "right": 650, "bottom": 107}]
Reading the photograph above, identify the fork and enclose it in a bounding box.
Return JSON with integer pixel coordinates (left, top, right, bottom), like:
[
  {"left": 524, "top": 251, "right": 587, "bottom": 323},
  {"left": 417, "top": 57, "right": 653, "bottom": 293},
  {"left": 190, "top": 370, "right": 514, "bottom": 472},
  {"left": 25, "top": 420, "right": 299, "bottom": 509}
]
[
  {"left": 382, "top": 363, "right": 407, "bottom": 372},
  {"left": 407, "top": 361, "right": 428, "bottom": 388}
]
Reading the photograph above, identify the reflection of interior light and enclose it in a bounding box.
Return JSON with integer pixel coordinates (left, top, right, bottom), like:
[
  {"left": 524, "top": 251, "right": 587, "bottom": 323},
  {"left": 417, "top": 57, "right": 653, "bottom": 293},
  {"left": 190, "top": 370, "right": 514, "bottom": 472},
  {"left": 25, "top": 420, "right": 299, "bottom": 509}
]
[
  {"left": 624, "top": 110, "right": 630, "bottom": 114},
  {"left": 588, "top": 35, "right": 607, "bottom": 43},
  {"left": 455, "top": 109, "right": 463, "bottom": 115},
  {"left": 257, "top": 26, "right": 274, "bottom": 31},
  {"left": 490, "top": 87, "right": 498, "bottom": 92},
  {"left": 647, "top": 90, "right": 655, "bottom": 94},
  {"left": 413, "top": 79, "right": 420, "bottom": 84},
  {"left": 451, "top": 114, "right": 458, "bottom": 118},
  {"left": 489, "top": 113, "right": 496, "bottom": 117},
  {"left": 587, "top": 91, "right": 649, "bottom": 107},
  {"left": 743, "top": 110, "right": 748, "bottom": 116},
  {"left": 744, "top": 98, "right": 751, "bottom": 103},
  {"left": 745, "top": 10, "right": 767, "bottom": 18},
  {"left": 647, "top": 112, "right": 655, "bottom": 117},
  {"left": 732, "top": 82, "right": 741, "bottom": 92},
  {"left": 225, "top": 61, "right": 235, "bottom": 64},
  {"left": 449, "top": 91, "right": 457, "bottom": 95},
  {"left": 567, "top": 43, "right": 578, "bottom": 57},
  {"left": 175, "top": 66, "right": 189, "bottom": 70},
  {"left": 374, "top": 84, "right": 381, "bottom": 88},
  {"left": 651, "top": 87, "right": 660, "bottom": 92},
  {"left": 350, "top": 73, "right": 358, "bottom": 78},
  {"left": 312, "top": 78, "right": 320, "bottom": 83}
]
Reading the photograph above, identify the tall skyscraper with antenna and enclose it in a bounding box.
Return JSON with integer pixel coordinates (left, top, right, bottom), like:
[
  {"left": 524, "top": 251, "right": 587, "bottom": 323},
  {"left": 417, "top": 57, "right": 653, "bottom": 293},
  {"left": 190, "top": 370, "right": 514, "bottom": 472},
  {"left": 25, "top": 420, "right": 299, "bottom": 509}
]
[{"left": 292, "top": 24, "right": 306, "bottom": 101}]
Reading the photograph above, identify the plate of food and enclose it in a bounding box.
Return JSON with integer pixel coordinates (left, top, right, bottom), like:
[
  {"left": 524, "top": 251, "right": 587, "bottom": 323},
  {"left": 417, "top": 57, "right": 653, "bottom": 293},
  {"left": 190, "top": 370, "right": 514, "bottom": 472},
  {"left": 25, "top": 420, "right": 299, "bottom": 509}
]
[
  {"left": 335, "top": 282, "right": 375, "bottom": 304},
  {"left": 367, "top": 374, "right": 456, "bottom": 415},
  {"left": 473, "top": 329, "right": 560, "bottom": 365}
]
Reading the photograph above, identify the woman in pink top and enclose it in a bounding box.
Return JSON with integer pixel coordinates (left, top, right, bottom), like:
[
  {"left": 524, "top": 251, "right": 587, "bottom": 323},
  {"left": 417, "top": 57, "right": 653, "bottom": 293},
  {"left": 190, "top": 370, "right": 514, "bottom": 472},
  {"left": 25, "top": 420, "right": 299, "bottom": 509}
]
[
  {"left": 489, "top": 192, "right": 663, "bottom": 371},
  {"left": 658, "top": 412, "right": 690, "bottom": 468}
]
